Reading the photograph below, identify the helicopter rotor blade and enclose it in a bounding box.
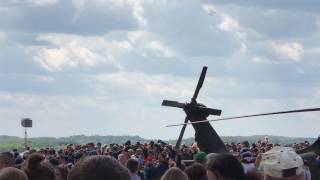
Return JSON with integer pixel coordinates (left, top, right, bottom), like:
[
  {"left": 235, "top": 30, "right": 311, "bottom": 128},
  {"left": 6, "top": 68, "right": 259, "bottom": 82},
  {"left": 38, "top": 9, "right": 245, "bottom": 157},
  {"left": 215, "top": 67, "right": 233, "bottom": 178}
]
[
  {"left": 162, "top": 100, "right": 185, "bottom": 108},
  {"left": 175, "top": 116, "right": 189, "bottom": 150},
  {"left": 166, "top": 107, "right": 320, "bottom": 127},
  {"left": 192, "top": 66, "right": 207, "bottom": 102}
]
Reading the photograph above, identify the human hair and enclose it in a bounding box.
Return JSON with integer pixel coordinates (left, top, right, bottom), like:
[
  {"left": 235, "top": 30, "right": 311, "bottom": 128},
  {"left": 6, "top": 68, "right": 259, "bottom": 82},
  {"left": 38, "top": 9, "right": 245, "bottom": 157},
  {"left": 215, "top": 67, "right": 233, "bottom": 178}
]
[
  {"left": 23, "top": 153, "right": 55, "bottom": 180},
  {"left": 242, "top": 141, "right": 250, "bottom": 148},
  {"left": 0, "top": 167, "right": 28, "bottom": 180},
  {"left": 207, "top": 153, "right": 246, "bottom": 180},
  {"left": 185, "top": 163, "right": 207, "bottom": 180},
  {"left": 126, "top": 158, "right": 139, "bottom": 174},
  {"left": 67, "top": 155, "right": 130, "bottom": 180},
  {"left": 49, "top": 157, "right": 59, "bottom": 167},
  {"left": 55, "top": 164, "right": 69, "bottom": 180},
  {"left": 0, "top": 152, "right": 14, "bottom": 169},
  {"left": 161, "top": 167, "right": 189, "bottom": 180}
]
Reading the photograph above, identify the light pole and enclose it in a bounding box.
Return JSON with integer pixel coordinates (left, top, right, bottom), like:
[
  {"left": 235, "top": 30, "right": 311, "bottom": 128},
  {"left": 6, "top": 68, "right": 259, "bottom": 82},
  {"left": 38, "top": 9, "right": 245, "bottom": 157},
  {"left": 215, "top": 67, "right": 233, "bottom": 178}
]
[{"left": 21, "top": 118, "right": 32, "bottom": 150}]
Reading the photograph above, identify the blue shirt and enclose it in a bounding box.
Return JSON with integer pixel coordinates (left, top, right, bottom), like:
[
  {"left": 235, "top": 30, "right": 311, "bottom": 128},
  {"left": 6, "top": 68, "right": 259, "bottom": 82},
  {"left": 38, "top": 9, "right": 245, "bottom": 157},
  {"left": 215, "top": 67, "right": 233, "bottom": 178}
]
[
  {"left": 316, "top": 159, "right": 320, "bottom": 168},
  {"left": 131, "top": 174, "right": 141, "bottom": 180}
]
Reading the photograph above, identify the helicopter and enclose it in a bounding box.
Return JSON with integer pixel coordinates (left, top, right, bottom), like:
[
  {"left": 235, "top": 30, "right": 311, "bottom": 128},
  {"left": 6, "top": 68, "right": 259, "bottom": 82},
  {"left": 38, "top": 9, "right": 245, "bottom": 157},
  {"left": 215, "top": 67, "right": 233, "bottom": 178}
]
[{"left": 161, "top": 66, "right": 320, "bottom": 180}]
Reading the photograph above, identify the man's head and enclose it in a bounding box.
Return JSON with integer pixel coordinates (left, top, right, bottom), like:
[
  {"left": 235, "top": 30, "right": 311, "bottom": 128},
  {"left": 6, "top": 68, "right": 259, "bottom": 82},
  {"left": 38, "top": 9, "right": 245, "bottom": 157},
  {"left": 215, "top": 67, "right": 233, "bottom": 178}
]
[
  {"left": 194, "top": 151, "right": 207, "bottom": 164},
  {"left": 240, "top": 151, "right": 254, "bottom": 164},
  {"left": 126, "top": 158, "right": 139, "bottom": 175},
  {"left": 23, "top": 153, "right": 55, "bottom": 180},
  {"left": 260, "top": 147, "right": 304, "bottom": 180},
  {"left": 0, "top": 167, "right": 28, "bottom": 180},
  {"left": 0, "top": 152, "right": 14, "bottom": 170},
  {"left": 191, "top": 143, "right": 199, "bottom": 153},
  {"left": 185, "top": 163, "right": 207, "bottom": 180},
  {"left": 241, "top": 141, "right": 250, "bottom": 149},
  {"left": 68, "top": 155, "right": 130, "bottom": 180},
  {"left": 207, "top": 153, "right": 245, "bottom": 180},
  {"left": 118, "top": 153, "right": 128, "bottom": 165}
]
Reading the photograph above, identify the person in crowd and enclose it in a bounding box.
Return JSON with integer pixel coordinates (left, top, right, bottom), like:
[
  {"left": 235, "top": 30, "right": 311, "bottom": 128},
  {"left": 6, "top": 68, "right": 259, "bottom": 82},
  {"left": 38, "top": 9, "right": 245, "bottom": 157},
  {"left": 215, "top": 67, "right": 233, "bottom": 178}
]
[
  {"left": 127, "top": 158, "right": 141, "bottom": 180},
  {"left": 135, "top": 148, "right": 145, "bottom": 168},
  {"left": 144, "top": 158, "right": 157, "bottom": 180},
  {"left": 184, "top": 163, "right": 207, "bottom": 180},
  {"left": 176, "top": 153, "right": 188, "bottom": 170},
  {"left": 259, "top": 146, "right": 306, "bottom": 180},
  {"left": 181, "top": 146, "right": 193, "bottom": 161},
  {"left": 240, "top": 141, "right": 251, "bottom": 153},
  {"left": 316, "top": 155, "right": 320, "bottom": 168},
  {"left": 55, "top": 164, "right": 69, "bottom": 180},
  {"left": 0, "top": 167, "right": 28, "bottom": 180},
  {"left": 206, "top": 153, "right": 218, "bottom": 165},
  {"left": 161, "top": 167, "right": 188, "bottom": 180},
  {"left": 302, "top": 160, "right": 311, "bottom": 180},
  {"left": 48, "top": 157, "right": 60, "bottom": 168},
  {"left": 194, "top": 151, "right": 207, "bottom": 165},
  {"left": 207, "top": 153, "right": 254, "bottom": 180},
  {"left": 12, "top": 149, "right": 23, "bottom": 165},
  {"left": 0, "top": 152, "right": 14, "bottom": 170},
  {"left": 240, "top": 150, "right": 256, "bottom": 174},
  {"left": 191, "top": 143, "right": 199, "bottom": 159},
  {"left": 0, "top": 138, "right": 315, "bottom": 180},
  {"left": 154, "top": 152, "right": 169, "bottom": 179},
  {"left": 23, "top": 153, "right": 55, "bottom": 180},
  {"left": 119, "top": 152, "right": 129, "bottom": 166},
  {"left": 67, "top": 155, "right": 130, "bottom": 180}
]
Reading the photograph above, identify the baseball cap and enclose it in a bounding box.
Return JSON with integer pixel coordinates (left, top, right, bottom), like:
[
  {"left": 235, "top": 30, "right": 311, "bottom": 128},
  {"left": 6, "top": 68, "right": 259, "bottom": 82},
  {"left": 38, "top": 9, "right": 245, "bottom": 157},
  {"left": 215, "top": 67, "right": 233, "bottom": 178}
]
[
  {"left": 260, "top": 147, "right": 303, "bottom": 178},
  {"left": 195, "top": 151, "right": 207, "bottom": 163}
]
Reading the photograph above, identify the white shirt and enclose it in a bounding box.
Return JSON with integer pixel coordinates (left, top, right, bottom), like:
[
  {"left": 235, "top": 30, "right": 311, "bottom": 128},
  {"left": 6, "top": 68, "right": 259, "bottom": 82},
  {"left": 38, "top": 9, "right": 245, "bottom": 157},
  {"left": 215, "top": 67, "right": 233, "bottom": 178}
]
[{"left": 242, "top": 163, "right": 256, "bottom": 174}]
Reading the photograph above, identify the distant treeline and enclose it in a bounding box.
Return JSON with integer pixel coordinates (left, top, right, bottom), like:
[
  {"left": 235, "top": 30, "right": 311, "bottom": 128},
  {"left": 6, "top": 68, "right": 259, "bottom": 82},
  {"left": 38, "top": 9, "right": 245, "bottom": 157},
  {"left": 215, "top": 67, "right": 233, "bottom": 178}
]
[
  {"left": 0, "top": 135, "right": 317, "bottom": 152},
  {"left": 178, "top": 135, "right": 317, "bottom": 146}
]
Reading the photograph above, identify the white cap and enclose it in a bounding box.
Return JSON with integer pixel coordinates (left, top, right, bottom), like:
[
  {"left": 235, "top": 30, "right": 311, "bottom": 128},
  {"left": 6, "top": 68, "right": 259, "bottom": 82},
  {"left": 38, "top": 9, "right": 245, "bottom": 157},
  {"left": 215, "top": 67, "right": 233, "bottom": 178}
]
[{"left": 260, "top": 147, "right": 304, "bottom": 178}]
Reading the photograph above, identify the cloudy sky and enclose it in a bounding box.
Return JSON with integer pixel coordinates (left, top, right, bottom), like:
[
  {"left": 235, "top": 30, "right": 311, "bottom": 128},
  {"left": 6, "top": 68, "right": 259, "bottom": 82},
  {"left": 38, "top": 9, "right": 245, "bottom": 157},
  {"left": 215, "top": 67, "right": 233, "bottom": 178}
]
[{"left": 1, "top": 0, "right": 320, "bottom": 139}]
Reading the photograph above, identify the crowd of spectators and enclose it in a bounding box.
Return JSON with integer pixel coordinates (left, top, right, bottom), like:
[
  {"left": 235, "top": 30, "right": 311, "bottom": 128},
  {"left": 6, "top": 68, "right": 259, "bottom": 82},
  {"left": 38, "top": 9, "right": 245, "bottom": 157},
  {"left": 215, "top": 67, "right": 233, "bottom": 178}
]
[{"left": 0, "top": 137, "right": 319, "bottom": 180}]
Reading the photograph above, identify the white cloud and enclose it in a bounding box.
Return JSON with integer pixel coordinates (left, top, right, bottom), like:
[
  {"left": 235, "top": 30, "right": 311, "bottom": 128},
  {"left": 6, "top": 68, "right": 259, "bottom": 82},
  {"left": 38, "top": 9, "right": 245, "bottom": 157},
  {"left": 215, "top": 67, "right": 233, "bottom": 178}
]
[
  {"left": 29, "top": 45, "right": 100, "bottom": 71},
  {"left": 127, "top": 30, "right": 176, "bottom": 58},
  {"left": 2, "top": 0, "right": 320, "bottom": 138},
  {"left": 1, "top": 0, "right": 59, "bottom": 7},
  {"left": 72, "top": 0, "right": 147, "bottom": 28},
  {"left": 27, "top": 32, "right": 176, "bottom": 71},
  {"left": 149, "top": 41, "right": 175, "bottom": 58},
  {"left": 218, "top": 15, "right": 248, "bottom": 53},
  {"left": 27, "top": 33, "right": 132, "bottom": 71},
  {"left": 251, "top": 56, "right": 289, "bottom": 64},
  {"left": 132, "top": 0, "right": 147, "bottom": 28},
  {"left": 270, "top": 41, "right": 304, "bottom": 62},
  {"left": 218, "top": 16, "right": 239, "bottom": 32}
]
